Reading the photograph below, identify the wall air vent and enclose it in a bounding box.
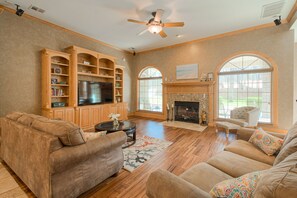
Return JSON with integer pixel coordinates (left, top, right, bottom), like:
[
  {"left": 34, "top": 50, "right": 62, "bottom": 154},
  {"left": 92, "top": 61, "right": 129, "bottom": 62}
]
[
  {"left": 261, "top": 1, "right": 285, "bottom": 18},
  {"left": 29, "top": 5, "right": 45, "bottom": 13}
]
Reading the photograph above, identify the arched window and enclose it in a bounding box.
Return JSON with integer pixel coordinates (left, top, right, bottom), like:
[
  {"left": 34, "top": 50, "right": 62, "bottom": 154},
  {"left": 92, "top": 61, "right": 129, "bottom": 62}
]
[
  {"left": 218, "top": 55, "right": 273, "bottom": 123},
  {"left": 138, "top": 67, "right": 163, "bottom": 112}
]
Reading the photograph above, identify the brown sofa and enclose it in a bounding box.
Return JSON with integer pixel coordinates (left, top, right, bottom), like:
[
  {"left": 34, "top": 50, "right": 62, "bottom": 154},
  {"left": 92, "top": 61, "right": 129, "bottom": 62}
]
[
  {"left": 0, "top": 112, "right": 127, "bottom": 198},
  {"left": 146, "top": 124, "right": 297, "bottom": 198}
]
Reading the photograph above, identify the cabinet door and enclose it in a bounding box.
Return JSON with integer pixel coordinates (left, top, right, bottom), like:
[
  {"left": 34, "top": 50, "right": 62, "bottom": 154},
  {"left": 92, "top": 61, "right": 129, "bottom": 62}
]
[
  {"left": 101, "top": 105, "right": 111, "bottom": 122},
  {"left": 117, "top": 103, "right": 128, "bottom": 120},
  {"left": 79, "top": 108, "right": 91, "bottom": 129},
  {"left": 65, "top": 108, "right": 75, "bottom": 123},
  {"left": 91, "top": 106, "right": 102, "bottom": 126},
  {"left": 53, "top": 109, "right": 64, "bottom": 120}
]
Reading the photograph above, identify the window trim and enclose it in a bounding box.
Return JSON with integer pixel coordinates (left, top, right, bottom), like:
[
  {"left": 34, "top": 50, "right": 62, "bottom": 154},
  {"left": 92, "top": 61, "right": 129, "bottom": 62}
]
[
  {"left": 137, "top": 66, "right": 163, "bottom": 113},
  {"left": 214, "top": 52, "right": 278, "bottom": 128}
]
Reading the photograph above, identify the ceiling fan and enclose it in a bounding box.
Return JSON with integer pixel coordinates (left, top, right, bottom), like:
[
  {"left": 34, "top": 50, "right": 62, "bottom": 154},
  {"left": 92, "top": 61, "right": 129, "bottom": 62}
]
[{"left": 127, "top": 9, "right": 184, "bottom": 38}]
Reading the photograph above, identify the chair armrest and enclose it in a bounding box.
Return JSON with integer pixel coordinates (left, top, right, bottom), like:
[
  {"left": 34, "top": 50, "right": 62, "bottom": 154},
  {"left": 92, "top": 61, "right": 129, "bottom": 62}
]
[
  {"left": 247, "top": 108, "right": 260, "bottom": 126},
  {"left": 50, "top": 131, "right": 127, "bottom": 174},
  {"left": 237, "top": 128, "right": 286, "bottom": 141},
  {"left": 146, "top": 169, "right": 211, "bottom": 198}
]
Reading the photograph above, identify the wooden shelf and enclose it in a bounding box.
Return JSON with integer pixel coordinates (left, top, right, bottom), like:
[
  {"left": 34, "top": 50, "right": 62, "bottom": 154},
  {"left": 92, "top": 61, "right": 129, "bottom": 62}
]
[
  {"left": 116, "top": 80, "right": 122, "bottom": 82},
  {"left": 116, "top": 95, "right": 122, "bottom": 97},
  {"left": 99, "top": 66, "right": 114, "bottom": 71},
  {"left": 115, "top": 87, "right": 122, "bottom": 88},
  {"left": 51, "top": 73, "right": 69, "bottom": 77},
  {"left": 51, "top": 84, "right": 69, "bottom": 87},
  {"left": 78, "top": 63, "right": 97, "bottom": 68},
  {"left": 51, "top": 62, "right": 69, "bottom": 67},
  {"left": 115, "top": 72, "right": 122, "bottom": 74},
  {"left": 98, "top": 75, "right": 114, "bottom": 79},
  {"left": 77, "top": 72, "right": 98, "bottom": 77},
  {"left": 51, "top": 95, "right": 69, "bottom": 98}
]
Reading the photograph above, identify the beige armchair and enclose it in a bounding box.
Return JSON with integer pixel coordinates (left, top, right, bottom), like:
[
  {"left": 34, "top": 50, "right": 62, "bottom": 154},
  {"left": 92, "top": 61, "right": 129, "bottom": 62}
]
[{"left": 228, "top": 106, "right": 260, "bottom": 127}]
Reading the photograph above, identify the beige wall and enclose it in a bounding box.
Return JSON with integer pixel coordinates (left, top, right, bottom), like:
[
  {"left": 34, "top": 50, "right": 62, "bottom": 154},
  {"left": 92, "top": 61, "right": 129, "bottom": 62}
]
[
  {"left": 0, "top": 11, "right": 134, "bottom": 116},
  {"left": 135, "top": 25, "right": 294, "bottom": 130}
]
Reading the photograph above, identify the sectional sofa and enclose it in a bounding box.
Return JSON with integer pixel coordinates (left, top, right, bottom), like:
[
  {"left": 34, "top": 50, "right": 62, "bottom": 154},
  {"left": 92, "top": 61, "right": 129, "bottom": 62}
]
[{"left": 147, "top": 124, "right": 297, "bottom": 198}]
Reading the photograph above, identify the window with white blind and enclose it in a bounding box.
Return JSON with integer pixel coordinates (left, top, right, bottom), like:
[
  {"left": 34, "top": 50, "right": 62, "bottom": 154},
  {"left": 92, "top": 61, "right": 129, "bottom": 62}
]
[
  {"left": 218, "top": 55, "right": 273, "bottom": 123},
  {"left": 138, "top": 67, "right": 163, "bottom": 112}
]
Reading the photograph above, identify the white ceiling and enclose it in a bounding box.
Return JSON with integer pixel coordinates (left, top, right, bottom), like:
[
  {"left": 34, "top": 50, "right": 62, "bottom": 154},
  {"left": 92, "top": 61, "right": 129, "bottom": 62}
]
[{"left": 1, "top": 0, "right": 295, "bottom": 52}]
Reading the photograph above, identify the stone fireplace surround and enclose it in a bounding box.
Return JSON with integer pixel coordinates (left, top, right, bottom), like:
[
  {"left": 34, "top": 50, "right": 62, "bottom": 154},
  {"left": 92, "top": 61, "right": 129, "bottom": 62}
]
[
  {"left": 168, "top": 94, "right": 208, "bottom": 123},
  {"left": 163, "top": 81, "right": 215, "bottom": 126}
]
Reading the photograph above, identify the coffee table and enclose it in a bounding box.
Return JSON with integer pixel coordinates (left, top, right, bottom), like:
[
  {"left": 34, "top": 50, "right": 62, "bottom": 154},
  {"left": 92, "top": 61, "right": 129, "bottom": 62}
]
[{"left": 95, "top": 120, "right": 136, "bottom": 148}]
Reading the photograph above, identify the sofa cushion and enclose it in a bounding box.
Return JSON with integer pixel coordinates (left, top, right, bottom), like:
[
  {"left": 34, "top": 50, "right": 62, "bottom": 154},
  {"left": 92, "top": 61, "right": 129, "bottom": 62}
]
[
  {"left": 180, "top": 162, "right": 233, "bottom": 192},
  {"left": 6, "top": 112, "right": 24, "bottom": 121},
  {"left": 274, "top": 138, "right": 297, "bottom": 166},
  {"left": 17, "top": 114, "right": 48, "bottom": 127},
  {"left": 282, "top": 122, "right": 297, "bottom": 149},
  {"left": 228, "top": 118, "right": 248, "bottom": 127},
  {"left": 224, "top": 140, "right": 275, "bottom": 165},
  {"left": 249, "top": 128, "right": 283, "bottom": 156},
  {"left": 207, "top": 151, "right": 271, "bottom": 178},
  {"left": 83, "top": 131, "right": 107, "bottom": 142},
  {"left": 32, "top": 118, "right": 86, "bottom": 146},
  {"left": 209, "top": 171, "right": 264, "bottom": 198},
  {"left": 254, "top": 151, "right": 297, "bottom": 197}
]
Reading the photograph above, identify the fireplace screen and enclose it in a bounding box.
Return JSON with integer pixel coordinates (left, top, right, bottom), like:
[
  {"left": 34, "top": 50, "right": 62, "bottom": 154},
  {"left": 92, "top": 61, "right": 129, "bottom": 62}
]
[{"left": 174, "top": 101, "right": 199, "bottom": 123}]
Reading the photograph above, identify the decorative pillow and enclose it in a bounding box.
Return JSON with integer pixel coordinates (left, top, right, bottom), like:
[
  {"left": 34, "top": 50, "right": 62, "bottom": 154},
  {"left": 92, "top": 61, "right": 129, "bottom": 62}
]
[
  {"left": 209, "top": 171, "right": 263, "bottom": 198},
  {"left": 249, "top": 128, "right": 283, "bottom": 156},
  {"left": 84, "top": 131, "right": 107, "bottom": 141}
]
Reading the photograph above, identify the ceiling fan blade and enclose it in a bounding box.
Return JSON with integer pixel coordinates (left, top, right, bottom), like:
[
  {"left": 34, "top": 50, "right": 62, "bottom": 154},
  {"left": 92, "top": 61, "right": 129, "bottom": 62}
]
[
  {"left": 154, "top": 9, "right": 164, "bottom": 22},
  {"left": 137, "top": 29, "right": 149, "bottom": 36},
  {"left": 162, "top": 22, "right": 185, "bottom": 27},
  {"left": 159, "top": 30, "right": 167, "bottom": 38},
  {"left": 127, "top": 19, "right": 147, "bottom": 24}
]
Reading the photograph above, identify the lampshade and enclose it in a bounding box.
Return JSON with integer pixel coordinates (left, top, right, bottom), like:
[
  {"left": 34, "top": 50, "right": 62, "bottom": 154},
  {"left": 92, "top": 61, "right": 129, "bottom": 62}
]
[{"left": 148, "top": 25, "right": 162, "bottom": 34}]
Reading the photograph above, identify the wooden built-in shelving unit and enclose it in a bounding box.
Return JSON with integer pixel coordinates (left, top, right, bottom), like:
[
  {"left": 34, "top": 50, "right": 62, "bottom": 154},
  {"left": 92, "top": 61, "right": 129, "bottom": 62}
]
[{"left": 42, "top": 46, "right": 127, "bottom": 129}]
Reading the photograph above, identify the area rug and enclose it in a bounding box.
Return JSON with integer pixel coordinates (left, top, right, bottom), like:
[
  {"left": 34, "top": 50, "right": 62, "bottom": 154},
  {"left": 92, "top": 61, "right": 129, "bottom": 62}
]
[
  {"left": 160, "top": 121, "right": 207, "bottom": 132},
  {"left": 123, "top": 136, "right": 172, "bottom": 172}
]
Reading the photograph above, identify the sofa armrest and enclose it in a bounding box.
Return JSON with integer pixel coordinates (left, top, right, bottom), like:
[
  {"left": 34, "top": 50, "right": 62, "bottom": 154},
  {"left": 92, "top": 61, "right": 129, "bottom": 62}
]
[
  {"left": 237, "top": 128, "right": 285, "bottom": 141},
  {"left": 50, "top": 131, "right": 127, "bottom": 174},
  {"left": 237, "top": 128, "right": 256, "bottom": 141},
  {"left": 146, "top": 169, "right": 211, "bottom": 198}
]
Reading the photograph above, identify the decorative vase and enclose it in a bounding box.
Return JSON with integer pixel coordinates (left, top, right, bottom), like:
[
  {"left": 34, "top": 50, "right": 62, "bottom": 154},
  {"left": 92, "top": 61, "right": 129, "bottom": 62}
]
[{"left": 113, "top": 119, "right": 119, "bottom": 127}]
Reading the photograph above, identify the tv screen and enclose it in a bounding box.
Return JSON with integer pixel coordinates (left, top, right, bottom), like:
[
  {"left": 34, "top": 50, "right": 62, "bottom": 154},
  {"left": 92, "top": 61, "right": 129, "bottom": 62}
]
[{"left": 78, "top": 81, "right": 113, "bottom": 106}]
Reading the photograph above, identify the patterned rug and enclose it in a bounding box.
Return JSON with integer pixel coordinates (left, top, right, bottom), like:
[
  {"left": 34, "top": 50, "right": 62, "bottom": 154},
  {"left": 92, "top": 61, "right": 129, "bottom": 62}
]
[
  {"left": 160, "top": 121, "right": 207, "bottom": 132},
  {"left": 123, "top": 136, "right": 172, "bottom": 172}
]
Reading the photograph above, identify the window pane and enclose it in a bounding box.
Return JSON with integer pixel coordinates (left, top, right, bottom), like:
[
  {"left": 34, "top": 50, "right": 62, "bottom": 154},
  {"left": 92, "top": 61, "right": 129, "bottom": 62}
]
[
  {"left": 218, "top": 56, "right": 272, "bottom": 123},
  {"left": 138, "top": 68, "right": 163, "bottom": 112}
]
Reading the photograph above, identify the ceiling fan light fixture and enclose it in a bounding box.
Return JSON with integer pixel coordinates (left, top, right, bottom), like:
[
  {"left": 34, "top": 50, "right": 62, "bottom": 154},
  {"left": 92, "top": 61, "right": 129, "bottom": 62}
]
[{"left": 148, "top": 24, "right": 162, "bottom": 34}]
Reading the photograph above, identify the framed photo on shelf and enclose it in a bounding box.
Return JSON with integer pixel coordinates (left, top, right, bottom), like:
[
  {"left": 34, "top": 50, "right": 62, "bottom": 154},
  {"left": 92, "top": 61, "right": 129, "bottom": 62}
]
[
  {"left": 207, "top": 72, "right": 214, "bottom": 81},
  {"left": 54, "top": 68, "right": 62, "bottom": 74},
  {"left": 51, "top": 78, "right": 58, "bottom": 84},
  {"left": 176, "top": 64, "right": 198, "bottom": 80}
]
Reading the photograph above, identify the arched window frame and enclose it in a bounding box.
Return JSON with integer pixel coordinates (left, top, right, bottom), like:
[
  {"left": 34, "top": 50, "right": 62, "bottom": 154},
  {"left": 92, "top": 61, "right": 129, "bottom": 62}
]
[
  {"left": 214, "top": 52, "right": 278, "bottom": 127},
  {"left": 137, "top": 67, "right": 163, "bottom": 113}
]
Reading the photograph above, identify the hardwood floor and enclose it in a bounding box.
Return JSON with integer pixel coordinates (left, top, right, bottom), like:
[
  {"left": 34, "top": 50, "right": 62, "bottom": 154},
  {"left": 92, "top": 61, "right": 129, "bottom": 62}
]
[{"left": 0, "top": 116, "right": 236, "bottom": 198}]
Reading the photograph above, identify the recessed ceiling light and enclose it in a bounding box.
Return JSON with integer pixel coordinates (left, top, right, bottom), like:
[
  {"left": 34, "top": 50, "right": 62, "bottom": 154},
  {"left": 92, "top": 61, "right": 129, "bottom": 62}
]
[{"left": 176, "top": 34, "right": 183, "bottom": 38}]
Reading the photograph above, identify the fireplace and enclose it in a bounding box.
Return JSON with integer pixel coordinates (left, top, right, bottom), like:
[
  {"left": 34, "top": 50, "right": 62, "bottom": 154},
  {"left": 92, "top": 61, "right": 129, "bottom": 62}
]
[{"left": 174, "top": 101, "right": 199, "bottom": 123}]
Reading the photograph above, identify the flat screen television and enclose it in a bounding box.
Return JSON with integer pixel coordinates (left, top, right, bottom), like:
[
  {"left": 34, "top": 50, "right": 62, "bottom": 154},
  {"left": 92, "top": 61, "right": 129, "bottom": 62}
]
[{"left": 78, "top": 81, "right": 113, "bottom": 106}]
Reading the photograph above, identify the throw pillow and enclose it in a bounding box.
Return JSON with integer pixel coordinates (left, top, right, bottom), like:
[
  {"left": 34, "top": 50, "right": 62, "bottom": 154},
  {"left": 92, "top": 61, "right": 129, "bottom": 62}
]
[
  {"left": 209, "top": 171, "right": 263, "bottom": 198},
  {"left": 249, "top": 128, "right": 283, "bottom": 156},
  {"left": 84, "top": 131, "right": 107, "bottom": 141}
]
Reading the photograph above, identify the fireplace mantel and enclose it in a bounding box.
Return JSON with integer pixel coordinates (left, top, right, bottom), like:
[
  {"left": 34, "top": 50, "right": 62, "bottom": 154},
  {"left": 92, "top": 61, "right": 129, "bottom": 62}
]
[
  {"left": 163, "top": 80, "right": 215, "bottom": 126},
  {"left": 163, "top": 81, "right": 215, "bottom": 87}
]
